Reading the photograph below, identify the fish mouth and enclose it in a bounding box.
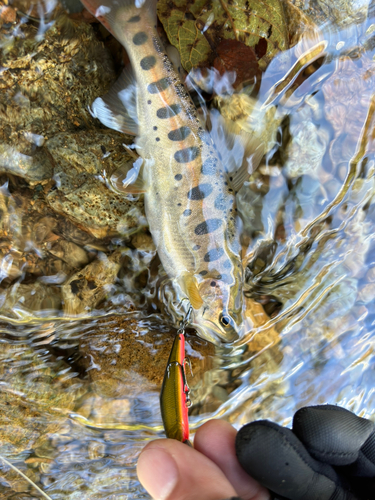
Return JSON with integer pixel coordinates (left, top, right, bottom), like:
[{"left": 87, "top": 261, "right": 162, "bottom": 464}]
[{"left": 191, "top": 319, "right": 239, "bottom": 345}]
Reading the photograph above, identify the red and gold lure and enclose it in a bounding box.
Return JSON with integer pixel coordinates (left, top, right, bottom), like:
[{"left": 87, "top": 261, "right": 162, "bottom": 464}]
[{"left": 160, "top": 329, "right": 192, "bottom": 445}]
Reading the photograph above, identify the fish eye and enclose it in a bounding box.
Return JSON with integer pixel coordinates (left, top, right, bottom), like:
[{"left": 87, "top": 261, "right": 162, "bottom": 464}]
[{"left": 219, "top": 314, "right": 231, "bottom": 327}]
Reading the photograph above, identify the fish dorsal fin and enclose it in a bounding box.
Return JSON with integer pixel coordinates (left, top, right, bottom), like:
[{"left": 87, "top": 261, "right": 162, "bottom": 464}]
[
  {"left": 90, "top": 67, "right": 139, "bottom": 136},
  {"left": 182, "top": 273, "right": 203, "bottom": 310},
  {"left": 229, "top": 134, "right": 264, "bottom": 192},
  {"left": 208, "top": 106, "right": 264, "bottom": 193},
  {"left": 110, "top": 157, "right": 146, "bottom": 194}
]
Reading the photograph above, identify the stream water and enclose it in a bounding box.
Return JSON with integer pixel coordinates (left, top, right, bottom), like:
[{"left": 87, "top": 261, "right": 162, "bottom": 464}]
[{"left": 1, "top": 2, "right": 375, "bottom": 498}]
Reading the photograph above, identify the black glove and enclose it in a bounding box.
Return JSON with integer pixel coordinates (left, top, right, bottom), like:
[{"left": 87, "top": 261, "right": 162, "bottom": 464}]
[{"left": 235, "top": 405, "right": 375, "bottom": 500}]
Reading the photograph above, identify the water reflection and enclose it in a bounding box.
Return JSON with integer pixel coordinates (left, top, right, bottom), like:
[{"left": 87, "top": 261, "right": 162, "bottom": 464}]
[{"left": 1, "top": 3, "right": 375, "bottom": 499}]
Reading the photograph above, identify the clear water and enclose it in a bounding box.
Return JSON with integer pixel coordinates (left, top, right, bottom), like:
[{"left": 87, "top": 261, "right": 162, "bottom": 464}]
[{"left": 1, "top": 2, "right": 375, "bottom": 498}]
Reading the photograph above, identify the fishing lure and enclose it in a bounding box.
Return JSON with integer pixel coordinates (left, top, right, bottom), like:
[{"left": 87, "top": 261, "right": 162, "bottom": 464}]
[{"left": 160, "top": 327, "right": 192, "bottom": 444}]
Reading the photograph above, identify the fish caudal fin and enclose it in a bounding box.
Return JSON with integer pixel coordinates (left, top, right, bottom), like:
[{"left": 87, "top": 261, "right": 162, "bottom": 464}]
[
  {"left": 80, "top": 0, "right": 157, "bottom": 38},
  {"left": 90, "top": 67, "right": 139, "bottom": 136}
]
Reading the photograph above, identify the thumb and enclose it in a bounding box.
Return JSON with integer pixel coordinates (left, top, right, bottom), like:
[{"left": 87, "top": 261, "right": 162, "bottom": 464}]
[{"left": 137, "top": 438, "right": 238, "bottom": 500}]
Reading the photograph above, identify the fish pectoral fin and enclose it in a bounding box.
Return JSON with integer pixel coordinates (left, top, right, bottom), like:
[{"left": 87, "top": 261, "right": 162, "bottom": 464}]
[
  {"left": 119, "top": 176, "right": 146, "bottom": 194},
  {"left": 182, "top": 273, "right": 203, "bottom": 310},
  {"left": 90, "top": 67, "right": 138, "bottom": 136},
  {"left": 228, "top": 133, "right": 264, "bottom": 192},
  {"left": 110, "top": 157, "right": 147, "bottom": 194}
]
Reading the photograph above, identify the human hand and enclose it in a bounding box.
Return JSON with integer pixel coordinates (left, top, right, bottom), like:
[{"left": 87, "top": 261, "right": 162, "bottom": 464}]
[
  {"left": 137, "top": 419, "right": 270, "bottom": 500},
  {"left": 137, "top": 405, "right": 375, "bottom": 500}
]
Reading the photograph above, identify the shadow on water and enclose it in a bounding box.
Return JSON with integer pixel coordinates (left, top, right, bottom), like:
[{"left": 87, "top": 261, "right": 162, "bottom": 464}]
[{"left": 1, "top": 1, "right": 375, "bottom": 497}]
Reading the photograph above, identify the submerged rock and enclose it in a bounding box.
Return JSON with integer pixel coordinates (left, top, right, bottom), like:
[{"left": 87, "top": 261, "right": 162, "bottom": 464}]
[
  {"left": 0, "top": 342, "right": 84, "bottom": 456},
  {"left": 45, "top": 131, "right": 146, "bottom": 238},
  {"left": 77, "top": 314, "right": 215, "bottom": 426},
  {"left": 62, "top": 251, "right": 123, "bottom": 315},
  {"left": 0, "top": 16, "right": 115, "bottom": 183},
  {"left": 291, "top": 0, "right": 371, "bottom": 26},
  {"left": 0, "top": 281, "right": 62, "bottom": 317}
]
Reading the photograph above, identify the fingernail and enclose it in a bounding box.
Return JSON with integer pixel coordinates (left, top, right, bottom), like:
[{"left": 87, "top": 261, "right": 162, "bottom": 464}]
[{"left": 137, "top": 446, "right": 179, "bottom": 500}]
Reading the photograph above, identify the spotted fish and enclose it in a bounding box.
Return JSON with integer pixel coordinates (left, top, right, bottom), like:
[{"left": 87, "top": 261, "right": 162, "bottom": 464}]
[{"left": 80, "top": 0, "right": 263, "bottom": 344}]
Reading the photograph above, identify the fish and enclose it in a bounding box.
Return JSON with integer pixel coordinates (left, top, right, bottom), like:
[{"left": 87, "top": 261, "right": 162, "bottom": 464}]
[
  {"left": 80, "top": 0, "right": 264, "bottom": 344},
  {"left": 160, "top": 331, "right": 191, "bottom": 444}
]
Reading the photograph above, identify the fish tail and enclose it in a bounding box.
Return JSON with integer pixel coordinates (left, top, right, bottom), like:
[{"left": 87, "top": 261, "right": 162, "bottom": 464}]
[{"left": 80, "top": 0, "right": 157, "bottom": 37}]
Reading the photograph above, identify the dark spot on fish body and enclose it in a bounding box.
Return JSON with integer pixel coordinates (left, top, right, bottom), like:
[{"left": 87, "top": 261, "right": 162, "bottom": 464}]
[
  {"left": 183, "top": 209, "right": 192, "bottom": 216},
  {"left": 133, "top": 32, "right": 148, "bottom": 45},
  {"left": 210, "top": 281, "right": 216, "bottom": 287},
  {"left": 201, "top": 158, "right": 217, "bottom": 175},
  {"left": 140, "top": 55, "right": 157, "bottom": 70},
  {"left": 168, "top": 126, "right": 191, "bottom": 141},
  {"left": 174, "top": 147, "right": 199, "bottom": 164},
  {"left": 188, "top": 184, "right": 213, "bottom": 200},
  {"left": 175, "top": 174, "right": 182, "bottom": 181},
  {"left": 204, "top": 248, "right": 224, "bottom": 262},
  {"left": 157, "top": 104, "right": 181, "bottom": 119},
  {"left": 199, "top": 270, "right": 208, "bottom": 276},
  {"left": 177, "top": 203, "right": 181, "bottom": 206},
  {"left": 193, "top": 245, "right": 201, "bottom": 251},
  {"left": 147, "top": 100, "right": 151, "bottom": 104},
  {"left": 153, "top": 126, "right": 157, "bottom": 130},
  {"left": 156, "top": 137, "right": 160, "bottom": 142},
  {"left": 148, "top": 78, "right": 171, "bottom": 94},
  {"left": 128, "top": 15, "right": 141, "bottom": 23},
  {"left": 194, "top": 218, "right": 223, "bottom": 235}
]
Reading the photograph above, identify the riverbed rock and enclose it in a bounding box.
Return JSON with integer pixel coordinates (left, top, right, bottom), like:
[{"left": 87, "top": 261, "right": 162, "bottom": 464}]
[
  {"left": 45, "top": 131, "right": 146, "bottom": 238},
  {"left": 0, "top": 14, "right": 115, "bottom": 183},
  {"left": 62, "top": 251, "right": 123, "bottom": 315}
]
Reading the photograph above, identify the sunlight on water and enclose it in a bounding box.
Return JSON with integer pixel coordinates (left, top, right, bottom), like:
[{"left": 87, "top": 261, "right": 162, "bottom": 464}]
[{"left": 1, "top": 0, "right": 375, "bottom": 497}]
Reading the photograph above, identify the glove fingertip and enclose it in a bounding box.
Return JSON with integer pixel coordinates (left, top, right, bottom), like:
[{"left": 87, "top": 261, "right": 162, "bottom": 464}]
[
  {"left": 293, "top": 405, "right": 374, "bottom": 466},
  {"left": 235, "top": 420, "right": 337, "bottom": 500}
]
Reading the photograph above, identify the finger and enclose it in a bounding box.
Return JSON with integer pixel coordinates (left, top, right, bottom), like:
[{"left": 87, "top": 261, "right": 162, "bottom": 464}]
[
  {"left": 137, "top": 438, "right": 238, "bottom": 500},
  {"left": 293, "top": 405, "right": 374, "bottom": 466},
  {"left": 353, "top": 431, "right": 375, "bottom": 476},
  {"left": 236, "top": 420, "right": 356, "bottom": 500},
  {"left": 194, "top": 419, "right": 270, "bottom": 500}
]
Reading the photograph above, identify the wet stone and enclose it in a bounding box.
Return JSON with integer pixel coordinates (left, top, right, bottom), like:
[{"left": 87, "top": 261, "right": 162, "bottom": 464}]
[
  {"left": 78, "top": 315, "right": 215, "bottom": 398},
  {"left": 0, "top": 342, "right": 84, "bottom": 457},
  {"left": 45, "top": 131, "right": 146, "bottom": 238},
  {"left": 48, "top": 239, "right": 89, "bottom": 268},
  {"left": 0, "top": 19, "right": 116, "bottom": 185},
  {"left": 62, "top": 251, "right": 122, "bottom": 315}
]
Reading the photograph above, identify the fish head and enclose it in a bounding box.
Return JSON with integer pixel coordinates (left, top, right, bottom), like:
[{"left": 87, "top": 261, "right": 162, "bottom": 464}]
[{"left": 190, "top": 277, "right": 243, "bottom": 345}]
